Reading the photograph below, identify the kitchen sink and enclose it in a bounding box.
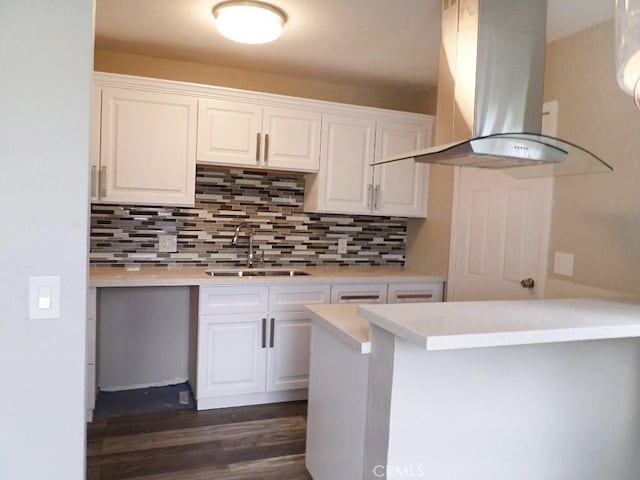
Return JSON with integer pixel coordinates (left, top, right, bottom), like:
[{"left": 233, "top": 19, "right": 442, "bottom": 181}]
[{"left": 206, "top": 269, "right": 310, "bottom": 277}]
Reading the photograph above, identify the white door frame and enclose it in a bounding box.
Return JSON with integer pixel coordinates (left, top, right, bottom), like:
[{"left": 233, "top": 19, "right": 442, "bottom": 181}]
[{"left": 446, "top": 167, "right": 554, "bottom": 302}]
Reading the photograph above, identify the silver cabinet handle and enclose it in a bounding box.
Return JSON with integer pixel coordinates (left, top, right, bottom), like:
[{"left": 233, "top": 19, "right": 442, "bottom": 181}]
[
  {"left": 264, "top": 133, "right": 270, "bottom": 163},
  {"left": 256, "top": 133, "right": 261, "bottom": 164},
  {"left": 261, "top": 318, "right": 267, "bottom": 348},
  {"left": 90, "top": 165, "right": 97, "bottom": 198},
  {"left": 396, "top": 293, "right": 434, "bottom": 300},
  {"left": 269, "top": 317, "right": 275, "bottom": 348},
  {"left": 340, "top": 294, "right": 380, "bottom": 301},
  {"left": 100, "top": 166, "right": 107, "bottom": 198},
  {"left": 373, "top": 185, "right": 380, "bottom": 210},
  {"left": 367, "top": 184, "right": 373, "bottom": 209}
]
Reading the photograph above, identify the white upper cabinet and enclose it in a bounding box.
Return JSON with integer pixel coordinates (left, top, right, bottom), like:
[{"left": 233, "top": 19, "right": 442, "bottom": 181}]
[
  {"left": 91, "top": 73, "right": 433, "bottom": 211},
  {"left": 96, "top": 86, "right": 197, "bottom": 206},
  {"left": 196, "top": 98, "right": 262, "bottom": 167},
  {"left": 90, "top": 86, "right": 102, "bottom": 203},
  {"left": 305, "top": 113, "right": 376, "bottom": 215},
  {"left": 373, "top": 119, "right": 430, "bottom": 217},
  {"left": 304, "top": 113, "right": 432, "bottom": 218},
  {"left": 197, "top": 99, "right": 321, "bottom": 172}
]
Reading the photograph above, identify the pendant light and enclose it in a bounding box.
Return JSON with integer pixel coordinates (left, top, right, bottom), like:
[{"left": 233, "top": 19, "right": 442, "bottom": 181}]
[
  {"left": 212, "top": 1, "right": 287, "bottom": 45},
  {"left": 616, "top": 0, "right": 640, "bottom": 107}
]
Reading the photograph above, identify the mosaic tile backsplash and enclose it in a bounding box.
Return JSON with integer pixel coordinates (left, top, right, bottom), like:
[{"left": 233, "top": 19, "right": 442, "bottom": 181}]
[{"left": 90, "top": 166, "right": 407, "bottom": 268}]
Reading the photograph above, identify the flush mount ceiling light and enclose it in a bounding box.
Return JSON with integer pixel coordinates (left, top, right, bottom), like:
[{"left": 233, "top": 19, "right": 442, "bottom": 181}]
[
  {"left": 212, "top": 1, "right": 287, "bottom": 45},
  {"left": 616, "top": 0, "right": 640, "bottom": 108}
]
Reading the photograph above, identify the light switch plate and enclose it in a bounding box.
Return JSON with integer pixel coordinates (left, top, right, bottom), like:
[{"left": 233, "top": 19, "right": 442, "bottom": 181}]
[
  {"left": 553, "top": 251, "right": 574, "bottom": 277},
  {"left": 159, "top": 234, "right": 177, "bottom": 253},
  {"left": 29, "top": 276, "right": 60, "bottom": 319}
]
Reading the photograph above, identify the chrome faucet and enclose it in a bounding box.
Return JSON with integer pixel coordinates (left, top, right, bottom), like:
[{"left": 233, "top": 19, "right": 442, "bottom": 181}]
[{"left": 231, "top": 222, "right": 256, "bottom": 268}]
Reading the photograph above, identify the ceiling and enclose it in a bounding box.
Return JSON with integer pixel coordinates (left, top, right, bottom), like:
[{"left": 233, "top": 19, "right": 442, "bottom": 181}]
[{"left": 95, "top": 0, "right": 614, "bottom": 91}]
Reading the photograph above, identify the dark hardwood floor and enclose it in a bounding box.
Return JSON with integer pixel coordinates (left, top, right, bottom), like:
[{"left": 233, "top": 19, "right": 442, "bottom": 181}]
[{"left": 87, "top": 401, "right": 311, "bottom": 480}]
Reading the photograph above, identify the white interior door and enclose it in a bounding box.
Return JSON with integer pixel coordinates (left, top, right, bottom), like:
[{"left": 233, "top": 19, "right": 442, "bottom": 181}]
[
  {"left": 448, "top": 102, "right": 557, "bottom": 301},
  {"left": 448, "top": 168, "right": 552, "bottom": 301}
]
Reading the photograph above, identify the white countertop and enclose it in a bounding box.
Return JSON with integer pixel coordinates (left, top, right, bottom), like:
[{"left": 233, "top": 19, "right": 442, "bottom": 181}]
[
  {"left": 305, "top": 304, "right": 371, "bottom": 354},
  {"left": 358, "top": 299, "right": 640, "bottom": 351},
  {"left": 89, "top": 266, "right": 445, "bottom": 288}
]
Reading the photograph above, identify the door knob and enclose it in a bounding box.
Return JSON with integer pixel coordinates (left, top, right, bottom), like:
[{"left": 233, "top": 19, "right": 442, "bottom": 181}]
[{"left": 520, "top": 278, "right": 535, "bottom": 289}]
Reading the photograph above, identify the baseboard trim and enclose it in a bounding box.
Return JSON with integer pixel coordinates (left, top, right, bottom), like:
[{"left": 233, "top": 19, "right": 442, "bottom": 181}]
[{"left": 196, "top": 389, "right": 307, "bottom": 410}]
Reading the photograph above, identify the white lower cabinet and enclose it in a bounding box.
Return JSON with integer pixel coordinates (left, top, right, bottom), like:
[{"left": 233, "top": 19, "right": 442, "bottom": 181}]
[
  {"left": 86, "top": 287, "right": 97, "bottom": 422},
  {"left": 198, "top": 313, "right": 267, "bottom": 398},
  {"left": 196, "top": 284, "right": 330, "bottom": 409}
]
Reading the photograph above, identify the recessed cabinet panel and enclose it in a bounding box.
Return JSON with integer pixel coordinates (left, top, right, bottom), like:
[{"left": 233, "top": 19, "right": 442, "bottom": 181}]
[
  {"left": 269, "top": 285, "right": 331, "bottom": 312},
  {"left": 100, "top": 87, "right": 197, "bottom": 206},
  {"left": 374, "top": 120, "right": 430, "bottom": 217},
  {"left": 199, "top": 286, "right": 269, "bottom": 315},
  {"left": 197, "top": 98, "right": 262, "bottom": 167},
  {"left": 262, "top": 107, "right": 321, "bottom": 172},
  {"left": 317, "top": 114, "right": 376, "bottom": 214},
  {"left": 266, "top": 312, "right": 312, "bottom": 391},
  {"left": 198, "top": 314, "right": 267, "bottom": 397}
]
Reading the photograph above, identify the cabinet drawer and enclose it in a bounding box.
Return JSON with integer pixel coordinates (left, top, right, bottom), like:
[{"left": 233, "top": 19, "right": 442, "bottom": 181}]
[
  {"left": 200, "top": 286, "right": 269, "bottom": 314},
  {"left": 331, "top": 284, "right": 388, "bottom": 304},
  {"left": 387, "top": 282, "right": 443, "bottom": 303},
  {"left": 269, "top": 285, "right": 331, "bottom": 312}
]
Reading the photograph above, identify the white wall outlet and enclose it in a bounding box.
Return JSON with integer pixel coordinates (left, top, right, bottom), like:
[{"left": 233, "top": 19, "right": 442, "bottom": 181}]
[
  {"left": 337, "top": 238, "right": 348, "bottom": 254},
  {"left": 28, "top": 276, "right": 60, "bottom": 319},
  {"left": 553, "top": 251, "right": 574, "bottom": 277},
  {"left": 158, "top": 234, "right": 178, "bottom": 253}
]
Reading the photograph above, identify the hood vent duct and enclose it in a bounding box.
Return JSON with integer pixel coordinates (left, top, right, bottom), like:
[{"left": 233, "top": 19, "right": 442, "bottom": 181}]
[{"left": 375, "top": 0, "right": 612, "bottom": 178}]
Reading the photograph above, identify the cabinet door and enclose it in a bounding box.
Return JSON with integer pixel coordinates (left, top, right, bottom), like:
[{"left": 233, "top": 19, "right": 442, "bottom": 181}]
[
  {"left": 197, "top": 98, "right": 262, "bottom": 167},
  {"left": 198, "top": 313, "right": 267, "bottom": 398},
  {"left": 266, "top": 311, "right": 313, "bottom": 392},
  {"left": 86, "top": 287, "right": 97, "bottom": 422},
  {"left": 100, "top": 87, "right": 197, "bottom": 206},
  {"left": 90, "top": 86, "right": 101, "bottom": 203},
  {"left": 262, "top": 107, "right": 321, "bottom": 172},
  {"left": 313, "top": 114, "right": 376, "bottom": 214},
  {"left": 373, "top": 119, "right": 430, "bottom": 217}
]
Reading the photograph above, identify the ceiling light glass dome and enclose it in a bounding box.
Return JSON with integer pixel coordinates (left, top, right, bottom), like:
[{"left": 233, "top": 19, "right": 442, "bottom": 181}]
[{"left": 212, "top": 1, "right": 287, "bottom": 45}]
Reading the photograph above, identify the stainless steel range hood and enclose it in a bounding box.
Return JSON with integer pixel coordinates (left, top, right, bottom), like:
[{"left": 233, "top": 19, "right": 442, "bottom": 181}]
[{"left": 375, "top": 0, "right": 612, "bottom": 178}]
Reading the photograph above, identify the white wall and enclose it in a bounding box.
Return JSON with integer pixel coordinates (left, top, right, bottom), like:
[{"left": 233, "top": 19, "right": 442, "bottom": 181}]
[
  {"left": 99, "top": 287, "right": 191, "bottom": 390},
  {"left": 0, "top": 1, "right": 93, "bottom": 479}
]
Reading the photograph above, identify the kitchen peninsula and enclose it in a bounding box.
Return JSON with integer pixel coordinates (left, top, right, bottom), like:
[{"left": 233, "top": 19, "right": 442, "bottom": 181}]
[{"left": 306, "top": 299, "right": 640, "bottom": 480}]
